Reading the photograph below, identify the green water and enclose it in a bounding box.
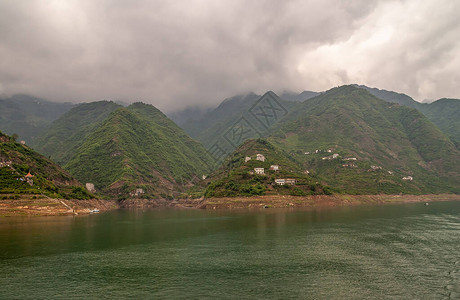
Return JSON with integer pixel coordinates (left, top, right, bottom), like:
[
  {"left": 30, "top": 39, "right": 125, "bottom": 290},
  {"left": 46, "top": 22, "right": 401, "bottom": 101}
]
[{"left": 1, "top": 201, "right": 460, "bottom": 299}]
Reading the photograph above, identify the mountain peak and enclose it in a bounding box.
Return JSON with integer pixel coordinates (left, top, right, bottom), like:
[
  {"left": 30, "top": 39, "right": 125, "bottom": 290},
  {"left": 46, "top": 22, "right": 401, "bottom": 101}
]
[{"left": 64, "top": 103, "right": 213, "bottom": 199}]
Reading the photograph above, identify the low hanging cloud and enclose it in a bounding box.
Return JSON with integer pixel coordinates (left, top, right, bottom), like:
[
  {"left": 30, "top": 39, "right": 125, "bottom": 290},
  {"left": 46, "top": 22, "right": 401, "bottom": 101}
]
[{"left": 0, "top": 0, "right": 458, "bottom": 111}]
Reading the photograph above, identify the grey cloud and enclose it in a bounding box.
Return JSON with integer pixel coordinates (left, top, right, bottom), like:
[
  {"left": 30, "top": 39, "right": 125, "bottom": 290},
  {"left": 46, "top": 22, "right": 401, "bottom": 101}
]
[{"left": 0, "top": 0, "right": 458, "bottom": 111}]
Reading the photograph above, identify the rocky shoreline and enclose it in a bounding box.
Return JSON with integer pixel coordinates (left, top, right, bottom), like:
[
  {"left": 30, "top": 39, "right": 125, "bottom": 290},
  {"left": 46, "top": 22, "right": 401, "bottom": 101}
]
[
  {"left": 0, "top": 196, "right": 118, "bottom": 217},
  {"left": 196, "top": 194, "right": 460, "bottom": 210},
  {"left": 1, "top": 194, "right": 459, "bottom": 217}
]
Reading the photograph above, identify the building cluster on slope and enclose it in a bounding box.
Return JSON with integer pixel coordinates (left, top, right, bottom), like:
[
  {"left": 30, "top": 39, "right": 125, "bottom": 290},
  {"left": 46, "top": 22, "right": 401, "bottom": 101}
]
[
  {"left": 245, "top": 150, "right": 414, "bottom": 187},
  {"left": 274, "top": 178, "right": 296, "bottom": 186},
  {"left": 244, "top": 153, "right": 296, "bottom": 185},
  {"left": 302, "top": 152, "right": 414, "bottom": 182},
  {"left": 304, "top": 149, "right": 333, "bottom": 155},
  {"left": 322, "top": 153, "right": 339, "bottom": 160},
  {"left": 129, "top": 188, "right": 145, "bottom": 197},
  {"left": 1, "top": 160, "right": 34, "bottom": 186},
  {"left": 0, "top": 160, "right": 12, "bottom": 168}
]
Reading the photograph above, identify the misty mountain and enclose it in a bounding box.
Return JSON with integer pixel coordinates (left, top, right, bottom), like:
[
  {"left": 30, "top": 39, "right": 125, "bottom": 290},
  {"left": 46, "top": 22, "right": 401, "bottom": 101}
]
[
  {"left": 0, "top": 94, "right": 75, "bottom": 143},
  {"left": 354, "top": 85, "right": 420, "bottom": 108},
  {"left": 180, "top": 92, "right": 262, "bottom": 139},
  {"left": 179, "top": 92, "right": 300, "bottom": 152},
  {"left": 166, "top": 106, "right": 213, "bottom": 126},
  {"left": 279, "top": 90, "right": 321, "bottom": 102},
  {"left": 31, "top": 101, "right": 123, "bottom": 165},
  {"left": 175, "top": 90, "right": 316, "bottom": 141}
]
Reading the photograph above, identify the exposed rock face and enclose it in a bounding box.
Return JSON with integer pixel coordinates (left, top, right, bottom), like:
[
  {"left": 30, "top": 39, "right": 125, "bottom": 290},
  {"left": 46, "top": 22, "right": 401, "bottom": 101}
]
[{"left": 86, "top": 183, "right": 96, "bottom": 193}]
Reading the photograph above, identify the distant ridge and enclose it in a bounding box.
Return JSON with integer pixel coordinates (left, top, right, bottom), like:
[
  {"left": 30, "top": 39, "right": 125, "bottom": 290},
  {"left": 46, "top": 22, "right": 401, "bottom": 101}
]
[
  {"left": 353, "top": 85, "right": 419, "bottom": 107},
  {"left": 0, "top": 94, "right": 75, "bottom": 143},
  {"left": 180, "top": 91, "right": 299, "bottom": 151},
  {"left": 279, "top": 90, "right": 320, "bottom": 102},
  {"left": 354, "top": 84, "right": 460, "bottom": 148}
]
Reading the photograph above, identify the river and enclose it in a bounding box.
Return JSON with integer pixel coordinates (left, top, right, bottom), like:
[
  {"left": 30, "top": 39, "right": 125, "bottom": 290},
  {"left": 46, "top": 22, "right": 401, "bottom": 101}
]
[{"left": 1, "top": 201, "right": 459, "bottom": 299}]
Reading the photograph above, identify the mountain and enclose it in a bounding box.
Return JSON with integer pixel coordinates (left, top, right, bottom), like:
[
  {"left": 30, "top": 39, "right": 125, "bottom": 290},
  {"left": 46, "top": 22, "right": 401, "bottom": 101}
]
[
  {"left": 63, "top": 103, "right": 214, "bottom": 199},
  {"left": 31, "top": 101, "right": 122, "bottom": 165},
  {"left": 355, "top": 85, "right": 460, "bottom": 148},
  {"left": 181, "top": 91, "right": 314, "bottom": 143},
  {"left": 279, "top": 90, "right": 320, "bottom": 102},
  {"left": 181, "top": 92, "right": 261, "bottom": 140},
  {"left": 0, "top": 130, "right": 91, "bottom": 199},
  {"left": 171, "top": 91, "right": 315, "bottom": 133},
  {"left": 416, "top": 98, "right": 460, "bottom": 148},
  {"left": 354, "top": 85, "right": 419, "bottom": 108},
  {"left": 166, "top": 106, "right": 213, "bottom": 126},
  {"left": 179, "top": 92, "right": 300, "bottom": 165},
  {"left": 204, "top": 139, "right": 332, "bottom": 198},
  {"left": 269, "top": 85, "right": 460, "bottom": 194},
  {"left": 0, "top": 94, "right": 75, "bottom": 143}
]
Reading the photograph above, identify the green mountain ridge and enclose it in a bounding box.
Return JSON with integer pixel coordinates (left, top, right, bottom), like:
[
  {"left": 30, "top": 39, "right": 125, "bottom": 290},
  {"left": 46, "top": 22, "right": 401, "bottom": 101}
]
[
  {"left": 356, "top": 85, "right": 460, "bottom": 148},
  {"left": 182, "top": 92, "right": 300, "bottom": 157},
  {"left": 0, "top": 130, "right": 91, "bottom": 199},
  {"left": 354, "top": 85, "right": 419, "bottom": 108},
  {"left": 0, "top": 94, "right": 75, "bottom": 143},
  {"left": 204, "top": 139, "right": 332, "bottom": 198},
  {"left": 182, "top": 92, "right": 262, "bottom": 141},
  {"left": 416, "top": 98, "right": 460, "bottom": 149},
  {"left": 64, "top": 103, "right": 214, "bottom": 199},
  {"left": 31, "top": 101, "right": 123, "bottom": 165},
  {"left": 8, "top": 86, "right": 459, "bottom": 198},
  {"left": 269, "top": 85, "right": 460, "bottom": 194},
  {"left": 279, "top": 90, "right": 321, "bottom": 102}
]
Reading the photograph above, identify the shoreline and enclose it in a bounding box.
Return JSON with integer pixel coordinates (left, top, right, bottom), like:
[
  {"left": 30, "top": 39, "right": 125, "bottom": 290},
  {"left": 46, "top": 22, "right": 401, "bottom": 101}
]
[
  {"left": 1, "top": 194, "right": 459, "bottom": 217},
  {"left": 193, "top": 194, "right": 460, "bottom": 210},
  {"left": 0, "top": 197, "right": 118, "bottom": 217}
]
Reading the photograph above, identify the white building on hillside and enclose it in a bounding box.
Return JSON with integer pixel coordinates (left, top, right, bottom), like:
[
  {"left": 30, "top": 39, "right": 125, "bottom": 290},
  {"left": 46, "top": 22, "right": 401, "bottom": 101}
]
[
  {"left": 344, "top": 157, "right": 357, "bottom": 161},
  {"left": 275, "top": 179, "right": 285, "bottom": 185},
  {"left": 285, "top": 178, "right": 296, "bottom": 185},
  {"left": 269, "top": 165, "right": 279, "bottom": 171},
  {"left": 254, "top": 168, "right": 265, "bottom": 175}
]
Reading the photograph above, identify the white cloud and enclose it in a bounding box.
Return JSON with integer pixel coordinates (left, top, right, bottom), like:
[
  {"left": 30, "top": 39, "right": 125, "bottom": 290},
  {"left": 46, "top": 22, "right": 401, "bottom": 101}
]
[
  {"left": 296, "top": 0, "right": 460, "bottom": 101},
  {"left": 0, "top": 0, "right": 458, "bottom": 110}
]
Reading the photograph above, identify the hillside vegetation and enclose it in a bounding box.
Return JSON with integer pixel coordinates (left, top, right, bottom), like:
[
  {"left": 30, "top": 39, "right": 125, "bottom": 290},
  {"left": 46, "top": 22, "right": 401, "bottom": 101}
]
[
  {"left": 31, "top": 101, "right": 122, "bottom": 165},
  {"left": 204, "top": 139, "right": 332, "bottom": 198},
  {"left": 270, "top": 86, "right": 460, "bottom": 194},
  {"left": 181, "top": 92, "right": 299, "bottom": 150},
  {"left": 0, "top": 131, "right": 91, "bottom": 200},
  {"left": 0, "top": 94, "right": 74, "bottom": 143},
  {"left": 64, "top": 103, "right": 214, "bottom": 199},
  {"left": 358, "top": 85, "right": 460, "bottom": 148},
  {"left": 416, "top": 98, "right": 460, "bottom": 148}
]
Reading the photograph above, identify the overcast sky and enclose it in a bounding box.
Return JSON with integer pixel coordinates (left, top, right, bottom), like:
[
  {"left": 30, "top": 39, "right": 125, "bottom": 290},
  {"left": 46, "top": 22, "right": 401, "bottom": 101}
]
[{"left": 0, "top": 0, "right": 459, "bottom": 111}]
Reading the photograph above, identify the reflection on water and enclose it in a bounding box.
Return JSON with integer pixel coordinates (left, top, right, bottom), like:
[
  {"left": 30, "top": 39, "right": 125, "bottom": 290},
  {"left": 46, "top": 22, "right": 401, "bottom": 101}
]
[{"left": 1, "top": 201, "right": 460, "bottom": 299}]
